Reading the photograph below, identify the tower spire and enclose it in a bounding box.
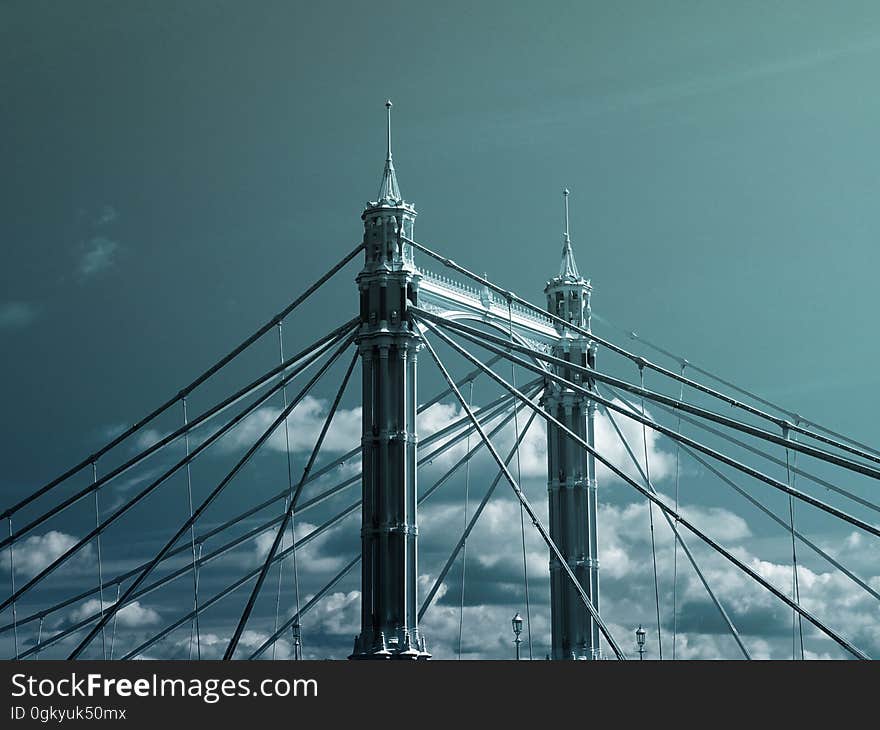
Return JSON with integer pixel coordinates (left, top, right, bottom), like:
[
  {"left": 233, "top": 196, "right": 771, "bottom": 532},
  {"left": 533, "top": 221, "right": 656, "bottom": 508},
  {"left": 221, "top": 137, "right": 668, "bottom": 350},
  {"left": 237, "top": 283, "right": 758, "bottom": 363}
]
[
  {"left": 559, "top": 188, "right": 580, "bottom": 279},
  {"left": 376, "top": 100, "right": 402, "bottom": 203},
  {"left": 386, "top": 99, "right": 393, "bottom": 162}
]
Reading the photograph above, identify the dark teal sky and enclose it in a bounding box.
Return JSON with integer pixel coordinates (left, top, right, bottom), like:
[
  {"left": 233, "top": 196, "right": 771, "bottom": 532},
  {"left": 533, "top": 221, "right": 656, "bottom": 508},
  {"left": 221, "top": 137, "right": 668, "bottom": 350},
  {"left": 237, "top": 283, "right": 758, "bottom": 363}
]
[{"left": 2, "top": 1, "right": 879, "bottom": 659}]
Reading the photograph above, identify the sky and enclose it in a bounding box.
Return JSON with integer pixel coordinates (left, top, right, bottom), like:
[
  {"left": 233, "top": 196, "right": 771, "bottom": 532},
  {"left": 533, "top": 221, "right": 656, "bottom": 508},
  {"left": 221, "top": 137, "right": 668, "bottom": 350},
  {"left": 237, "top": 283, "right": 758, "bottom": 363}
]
[{"left": 1, "top": 0, "right": 879, "bottom": 660}]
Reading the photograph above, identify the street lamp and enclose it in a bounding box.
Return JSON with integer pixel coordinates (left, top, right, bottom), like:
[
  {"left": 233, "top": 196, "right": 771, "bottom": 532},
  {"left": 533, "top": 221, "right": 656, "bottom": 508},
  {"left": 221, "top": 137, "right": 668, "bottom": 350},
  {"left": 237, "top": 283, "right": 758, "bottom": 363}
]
[
  {"left": 636, "top": 625, "right": 646, "bottom": 660},
  {"left": 292, "top": 622, "right": 302, "bottom": 661},
  {"left": 511, "top": 613, "right": 523, "bottom": 660}
]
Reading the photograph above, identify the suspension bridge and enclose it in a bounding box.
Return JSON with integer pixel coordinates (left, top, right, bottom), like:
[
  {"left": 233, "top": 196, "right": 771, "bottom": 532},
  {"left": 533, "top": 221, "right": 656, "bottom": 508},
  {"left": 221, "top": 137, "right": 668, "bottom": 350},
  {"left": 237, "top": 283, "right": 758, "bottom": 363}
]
[{"left": 3, "top": 101, "right": 878, "bottom": 661}]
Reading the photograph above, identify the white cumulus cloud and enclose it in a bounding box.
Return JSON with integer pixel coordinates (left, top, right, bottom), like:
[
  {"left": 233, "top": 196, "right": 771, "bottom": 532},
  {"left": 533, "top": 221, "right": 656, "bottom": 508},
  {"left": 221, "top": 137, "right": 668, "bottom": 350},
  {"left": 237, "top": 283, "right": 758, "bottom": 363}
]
[{"left": 2, "top": 531, "right": 93, "bottom": 578}]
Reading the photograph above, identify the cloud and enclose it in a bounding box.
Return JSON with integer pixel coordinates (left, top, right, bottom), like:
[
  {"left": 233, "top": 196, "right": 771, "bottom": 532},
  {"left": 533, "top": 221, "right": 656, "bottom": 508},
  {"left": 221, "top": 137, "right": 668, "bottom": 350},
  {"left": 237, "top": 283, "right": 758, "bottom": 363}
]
[
  {"left": 70, "top": 599, "right": 160, "bottom": 628},
  {"left": 217, "top": 396, "right": 361, "bottom": 456},
  {"left": 410, "top": 484, "right": 880, "bottom": 660},
  {"left": 0, "top": 301, "right": 38, "bottom": 330},
  {"left": 304, "top": 590, "right": 360, "bottom": 636},
  {"left": 584, "top": 497, "right": 880, "bottom": 659},
  {"left": 417, "top": 394, "right": 675, "bottom": 490},
  {"left": 214, "top": 396, "right": 531, "bottom": 466},
  {"left": 16, "top": 389, "right": 874, "bottom": 661},
  {"left": 132, "top": 428, "right": 165, "bottom": 451},
  {"left": 251, "top": 517, "right": 356, "bottom": 577},
  {"left": 136, "top": 630, "right": 286, "bottom": 660},
  {"left": 77, "top": 236, "right": 119, "bottom": 279},
  {"left": 96, "top": 205, "right": 118, "bottom": 226},
  {"left": 2, "top": 531, "right": 93, "bottom": 578}
]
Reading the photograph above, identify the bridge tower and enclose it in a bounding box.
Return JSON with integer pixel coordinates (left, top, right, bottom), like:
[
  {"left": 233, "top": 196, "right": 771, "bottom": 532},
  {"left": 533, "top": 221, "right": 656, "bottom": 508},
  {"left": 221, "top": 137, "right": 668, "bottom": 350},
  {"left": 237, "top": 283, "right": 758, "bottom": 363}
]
[
  {"left": 350, "top": 102, "right": 429, "bottom": 660},
  {"left": 544, "top": 189, "right": 600, "bottom": 660}
]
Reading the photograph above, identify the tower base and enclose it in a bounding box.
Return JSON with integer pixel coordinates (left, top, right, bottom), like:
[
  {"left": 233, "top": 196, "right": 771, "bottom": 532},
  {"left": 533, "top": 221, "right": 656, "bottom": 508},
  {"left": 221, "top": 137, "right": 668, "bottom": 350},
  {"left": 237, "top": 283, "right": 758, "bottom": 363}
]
[{"left": 349, "top": 631, "right": 431, "bottom": 660}]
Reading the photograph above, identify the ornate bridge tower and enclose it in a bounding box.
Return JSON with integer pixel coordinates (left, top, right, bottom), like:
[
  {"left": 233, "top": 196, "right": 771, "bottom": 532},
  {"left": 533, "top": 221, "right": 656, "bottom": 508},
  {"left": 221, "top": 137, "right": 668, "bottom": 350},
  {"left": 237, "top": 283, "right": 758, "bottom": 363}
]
[
  {"left": 544, "top": 190, "right": 600, "bottom": 659},
  {"left": 350, "top": 102, "right": 429, "bottom": 659}
]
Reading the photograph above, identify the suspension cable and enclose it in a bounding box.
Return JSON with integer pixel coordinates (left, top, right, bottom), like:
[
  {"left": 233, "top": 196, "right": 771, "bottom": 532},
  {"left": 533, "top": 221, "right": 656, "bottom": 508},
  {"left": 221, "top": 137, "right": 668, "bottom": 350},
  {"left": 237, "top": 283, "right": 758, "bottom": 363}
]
[
  {"left": 403, "top": 236, "right": 879, "bottom": 465},
  {"left": 248, "top": 557, "right": 361, "bottom": 660},
  {"left": 224, "top": 350, "right": 359, "bottom": 660},
  {"left": 415, "top": 310, "right": 880, "bottom": 538},
  {"left": 420, "top": 409, "right": 540, "bottom": 621},
  {"left": 67, "top": 333, "right": 356, "bottom": 660},
  {"left": 1, "top": 384, "right": 529, "bottom": 642},
  {"left": 123, "top": 387, "right": 522, "bottom": 663},
  {"left": 641, "top": 409, "right": 880, "bottom": 605},
  {"left": 600, "top": 318, "right": 880, "bottom": 460},
  {"left": 237, "top": 365, "right": 535, "bottom": 661},
  {"left": 640, "top": 396, "right": 880, "bottom": 516},
  {"left": 420, "top": 355, "right": 503, "bottom": 411},
  {"left": 606, "top": 382, "right": 880, "bottom": 641},
  {"left": 639, "top": 367, "right": 663, "bottom": 660},
  {"left": 0, "top": 317, "right": 359, "bottom": 553},
  {"left": 122, "top": 515, "right": 361, "bottom": 661},
  {"left": 458, "top": 380, "right": 474, "bottom": 660},
  {"left": 508, "top": 297, "right": 532, "bottom": 659},
  {"left": 1, "top": 245, "right": 364, "bottom": 522},
  {"left": 671, "top": 364, "right": 685, "bottom": 660},
  {"left": 417, "top": 317, "right": 868, "bottom": 659},
  {"left": 7, "top": 518, "right": 18, "bottom": 659},
  {"left": 0, "top": 327, "right": 356, "bottom": 616},
  {"left": 1, "top": 336, "right": 512, "bottom": 566},
  {"left": 413, "top": 310, "right": 880, "bottom": 482},
  {"left": 109, "top": 583, "right": 121, "bottom": 660},
  {"left": 272, "top": 321, "right": 301, "bottom": 660},
  {"left": 415, "top": 322, "right": 627, "bottom": 659},
  {"left": 23, "top": 498, "right": 361, "bottom": 661},
  {"left": 35, "top": 616, "right": 43, "bottom": 660},
  {"left": 12, "top": 390, "right": 537, "bottom": 664},
  {"left": 182, "top": 397, "right": 201, "bottom": 661},
  {"left": 91, "top": 462, "right": 107, "bottom": 660},
  {"left": 785, "top": 424, "right": 805, "bottom": 660},
  {"left": 21, "top": 382, "right": 537, "bottom": 661},
  {"left": 420, "top": 385, "right": 544, "bottom": 507},
  {"left": 598, "top": 395, "right": 750, "bottom": 659}
]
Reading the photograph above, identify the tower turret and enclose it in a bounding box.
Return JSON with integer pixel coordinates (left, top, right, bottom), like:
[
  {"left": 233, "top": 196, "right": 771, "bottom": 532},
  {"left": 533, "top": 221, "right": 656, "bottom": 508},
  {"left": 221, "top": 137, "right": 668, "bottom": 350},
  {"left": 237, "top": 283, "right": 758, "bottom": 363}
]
[
  {"left": 544, "top": 189, "right": 592, "bottom": 330},
  {"left": 360, "top": 100, "right": 417, "bottom": 277}
]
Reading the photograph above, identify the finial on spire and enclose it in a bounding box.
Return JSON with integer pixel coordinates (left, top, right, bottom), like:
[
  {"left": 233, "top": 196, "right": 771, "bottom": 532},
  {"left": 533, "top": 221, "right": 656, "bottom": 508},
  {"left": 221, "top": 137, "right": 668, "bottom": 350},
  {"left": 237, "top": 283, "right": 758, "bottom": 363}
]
[
  {"left": 558, "top": 187, "right": 581, "bottom": 279},
  {"left": 385, "top": 100, "right": 393, "bottom": 162},
  {"left": 563, "top": 188, "right": 570, "bottom": 243},
  {"left": 376, "top": 100, "right": 402, "bottom": 203}
]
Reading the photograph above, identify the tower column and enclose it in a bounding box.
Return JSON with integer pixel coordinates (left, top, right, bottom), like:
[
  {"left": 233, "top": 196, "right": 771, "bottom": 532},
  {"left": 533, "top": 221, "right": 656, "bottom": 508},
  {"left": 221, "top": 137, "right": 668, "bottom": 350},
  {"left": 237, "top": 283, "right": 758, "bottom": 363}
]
[
  {"left": 544, "top": 189, "right": 598, "bottom": 660},
  {"left": 350, "top": 101, "right": 428, "bottom": 660}
]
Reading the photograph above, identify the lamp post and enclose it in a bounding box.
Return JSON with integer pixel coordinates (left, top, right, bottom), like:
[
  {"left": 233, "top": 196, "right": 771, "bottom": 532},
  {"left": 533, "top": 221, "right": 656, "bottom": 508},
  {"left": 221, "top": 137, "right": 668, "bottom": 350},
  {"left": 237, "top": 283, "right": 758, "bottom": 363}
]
[
  {"left": 292, "top": 622, "right": 302, "bottom": 661},
  {"left": 512, "top": 613, "right": 523, "bottom": 660},
  {"left": 636, "top": 625, "right": 646, "bottom": 660}
]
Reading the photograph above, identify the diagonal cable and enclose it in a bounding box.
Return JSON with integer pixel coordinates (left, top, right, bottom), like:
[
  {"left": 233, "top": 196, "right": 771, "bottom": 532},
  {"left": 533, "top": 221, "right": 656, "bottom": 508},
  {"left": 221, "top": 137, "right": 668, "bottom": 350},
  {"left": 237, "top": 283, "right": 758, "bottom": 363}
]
[
  {"left": 421, "top": 318, "right": 868, "bottom": 659},
  {"left": 2, "top": 245, "right": 363, "bottom": 522},
  {"left": 598, "top": 395, "right": 750, "bottom": 659},
  {"left": 419, "top": 408, "right": 540, "bottom": 621},
  {"left": 413, "top": 309, "right": 880, "bottom": 481},
  {"left": 403, "top": 235, "right": 879, "bottom": 466},
  {"left": 416, "top": 309, "right": 880, "bottom": 538},
  {"left": 1, "top": 381, "right": 529, "bottom": 644},
  {"left": 223, "top": 350, "right": 358, "bottom": 659},
  {"left": 0, "top": 317, "right": 358, "bottom": 551},
  {"left": 114, "top": 381, "right": 529, "bottom": 662},
  {"left": 0, "top": 324, "right": 356, "bottom": 614},
  {"left": 638, "top": 366, "right": 663, "bottom": 660},
  {"left": 67, "top": 332, "right": 355, "bottom": 659},
  {"left": 415, "top": 320, "right": 627, "bottom": 659}
]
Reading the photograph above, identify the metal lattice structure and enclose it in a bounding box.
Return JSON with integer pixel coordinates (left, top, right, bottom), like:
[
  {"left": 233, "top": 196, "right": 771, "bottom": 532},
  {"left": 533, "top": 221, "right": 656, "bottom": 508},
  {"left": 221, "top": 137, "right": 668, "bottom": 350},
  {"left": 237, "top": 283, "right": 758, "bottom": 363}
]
[{"left": 3, "top": 102, "right": 879, "bottom": 661}]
